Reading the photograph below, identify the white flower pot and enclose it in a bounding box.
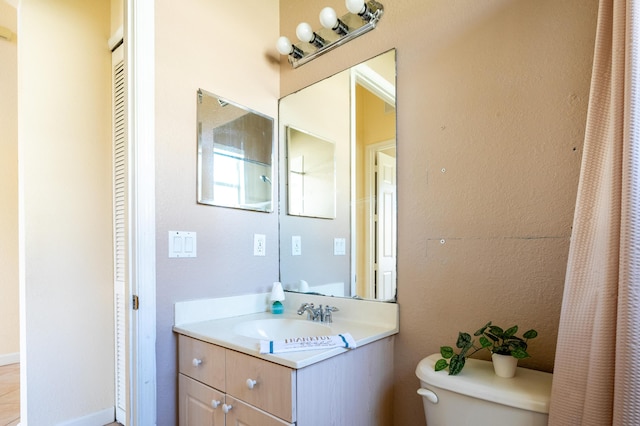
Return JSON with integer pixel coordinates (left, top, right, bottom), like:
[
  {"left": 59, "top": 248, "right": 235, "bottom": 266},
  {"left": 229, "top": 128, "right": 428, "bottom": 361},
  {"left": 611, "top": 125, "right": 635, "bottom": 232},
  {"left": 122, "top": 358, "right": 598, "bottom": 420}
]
[{"left": 492, "top": 353, "right": 518, "bottom": 378}]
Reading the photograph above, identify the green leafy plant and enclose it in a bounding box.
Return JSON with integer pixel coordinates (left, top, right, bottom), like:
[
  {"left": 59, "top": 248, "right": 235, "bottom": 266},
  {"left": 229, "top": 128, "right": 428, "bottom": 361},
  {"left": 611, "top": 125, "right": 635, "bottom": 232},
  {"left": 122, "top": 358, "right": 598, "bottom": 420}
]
[
  {"left": 475, "top": 321, "right": 538, "bottom": 359},
  {"left": 434, "top": 332, "right": 485, "bottom": 375},
  {"left": 434, "top": 321, "right": 539, "bottom": 375}
]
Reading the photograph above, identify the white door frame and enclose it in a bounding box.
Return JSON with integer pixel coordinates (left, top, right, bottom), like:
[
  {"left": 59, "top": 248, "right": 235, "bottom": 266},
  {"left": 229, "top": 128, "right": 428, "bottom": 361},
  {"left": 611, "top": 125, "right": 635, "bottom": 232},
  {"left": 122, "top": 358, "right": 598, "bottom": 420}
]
[
  {"left": 126, "top": 1, "right": 157, "bottom": 424},
  {"left": 349, "top": 61, "right": 396, "bottom": 296}
]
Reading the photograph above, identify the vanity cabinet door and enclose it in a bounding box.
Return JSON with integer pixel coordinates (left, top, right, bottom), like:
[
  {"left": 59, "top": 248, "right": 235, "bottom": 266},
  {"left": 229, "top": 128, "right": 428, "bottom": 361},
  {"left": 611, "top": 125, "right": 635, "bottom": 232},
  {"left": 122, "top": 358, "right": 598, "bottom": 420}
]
[
  {"left": 226, "top": 350, "right": 296, "bottom": 423},
  {"left": 224, "top": 396, "right": 294, "bottom": 426},
  {"left": 179, "top": 335, "right": 226, "bottom": 390},
  {"left": 179, "top": 374, "right": 225, "bottom": 426}
]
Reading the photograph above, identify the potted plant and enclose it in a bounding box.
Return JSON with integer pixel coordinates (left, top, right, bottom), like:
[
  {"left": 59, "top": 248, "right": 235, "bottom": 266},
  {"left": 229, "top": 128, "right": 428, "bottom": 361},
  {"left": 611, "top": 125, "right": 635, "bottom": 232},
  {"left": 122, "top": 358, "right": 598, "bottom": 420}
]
[
  {"left": 434, "top": 321, "right": 538, "bottom": 377},
  {"left": 475, "top": 321, "right": 538, "bottom": 378}
]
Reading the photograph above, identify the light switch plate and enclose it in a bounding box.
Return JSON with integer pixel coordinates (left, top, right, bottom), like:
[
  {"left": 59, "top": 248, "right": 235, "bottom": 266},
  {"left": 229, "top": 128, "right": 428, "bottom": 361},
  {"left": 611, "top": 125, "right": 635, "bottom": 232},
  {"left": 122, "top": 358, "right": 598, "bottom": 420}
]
[
  {"left": 169, "top": 231, "right": 197, "bottom": 258},
  {"left": 254, "top": 234, "right": 266, "bottom": 256},
  {"left": 334, "top": 237, "right": 346, "bottom": 256},
  {"left": 292, "top": 235, "right": 302, "bottom": 256}
]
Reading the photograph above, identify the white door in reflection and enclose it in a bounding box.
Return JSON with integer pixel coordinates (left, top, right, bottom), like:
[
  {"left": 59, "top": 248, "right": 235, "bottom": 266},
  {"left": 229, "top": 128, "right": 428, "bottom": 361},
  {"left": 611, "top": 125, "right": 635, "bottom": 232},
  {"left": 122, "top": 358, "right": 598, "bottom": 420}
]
[{"left": 375, "top": 151, "right": 397, "bottom": 300}]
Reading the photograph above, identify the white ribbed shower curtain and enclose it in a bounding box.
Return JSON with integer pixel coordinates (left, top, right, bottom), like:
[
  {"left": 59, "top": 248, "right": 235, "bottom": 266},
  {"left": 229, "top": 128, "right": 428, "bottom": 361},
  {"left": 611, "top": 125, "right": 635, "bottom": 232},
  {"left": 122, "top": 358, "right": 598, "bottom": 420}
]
[{"left": 548, "top": 0, "right": 640, "bottom": 425}]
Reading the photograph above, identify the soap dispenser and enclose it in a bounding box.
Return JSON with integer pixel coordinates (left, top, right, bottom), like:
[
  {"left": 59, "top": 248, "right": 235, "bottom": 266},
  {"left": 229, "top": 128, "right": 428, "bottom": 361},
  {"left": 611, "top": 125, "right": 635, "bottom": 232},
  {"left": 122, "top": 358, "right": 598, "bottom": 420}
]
[{"left": 270, "top": 282, "right": 285, "bottom": 314}]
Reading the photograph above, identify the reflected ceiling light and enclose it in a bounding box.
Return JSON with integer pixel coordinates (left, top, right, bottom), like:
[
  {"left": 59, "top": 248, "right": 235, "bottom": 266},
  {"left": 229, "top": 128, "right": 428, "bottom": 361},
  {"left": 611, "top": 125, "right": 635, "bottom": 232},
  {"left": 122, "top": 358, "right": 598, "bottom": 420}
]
[{"left": 276, "top": 0, "right": 384, "bottom": 69}]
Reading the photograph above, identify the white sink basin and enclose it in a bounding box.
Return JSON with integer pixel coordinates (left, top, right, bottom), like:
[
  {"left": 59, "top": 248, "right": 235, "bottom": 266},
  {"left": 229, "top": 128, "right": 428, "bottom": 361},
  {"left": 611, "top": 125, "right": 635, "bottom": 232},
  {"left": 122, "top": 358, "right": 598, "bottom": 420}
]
[{"left": 233, "top": 318, "right": 331, "bottom": 340}]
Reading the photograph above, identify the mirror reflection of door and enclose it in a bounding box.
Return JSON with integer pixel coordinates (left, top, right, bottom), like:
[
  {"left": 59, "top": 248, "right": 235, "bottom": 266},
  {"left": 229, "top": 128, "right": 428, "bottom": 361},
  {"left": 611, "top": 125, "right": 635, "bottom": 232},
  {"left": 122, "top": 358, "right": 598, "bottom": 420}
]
[
  {"left": 353, "top": 64, "right": 397, "bottom": 300},
  {"left": 375, "top": 150, "right": 397, "bottom": 300}
]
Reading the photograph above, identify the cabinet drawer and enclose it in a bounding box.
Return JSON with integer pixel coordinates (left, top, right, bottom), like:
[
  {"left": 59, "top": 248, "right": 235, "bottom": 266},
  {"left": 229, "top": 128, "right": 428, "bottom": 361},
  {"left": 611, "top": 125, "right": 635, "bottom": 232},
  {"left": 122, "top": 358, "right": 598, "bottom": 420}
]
[
  {"left": 178, "top": 374, "right": 225, "bottom": 426},
  {"left": 226, "top": 350, "right": 296, "bottom": 422},
  {"left": 225, "top": 395, "right": 294, "bottom": 426},
  {"left": 179, "top": 335, "right": 225, "bottom": 390}
]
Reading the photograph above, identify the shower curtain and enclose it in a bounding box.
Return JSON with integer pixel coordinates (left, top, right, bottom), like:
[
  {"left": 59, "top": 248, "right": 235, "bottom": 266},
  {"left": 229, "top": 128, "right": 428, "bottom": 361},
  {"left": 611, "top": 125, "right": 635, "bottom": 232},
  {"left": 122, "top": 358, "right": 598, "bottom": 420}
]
[{"left": 548, "top": 0, "right": 640, "bottom": 425}]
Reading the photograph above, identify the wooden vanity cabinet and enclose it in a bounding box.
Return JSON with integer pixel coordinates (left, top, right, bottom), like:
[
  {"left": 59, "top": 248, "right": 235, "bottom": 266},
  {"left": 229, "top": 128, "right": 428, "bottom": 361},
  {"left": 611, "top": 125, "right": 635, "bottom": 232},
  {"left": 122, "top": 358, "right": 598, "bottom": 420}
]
[
  {"left": 177, "top": 333, "right": 394, "bottom": 426},
  {"left": 178, "top": 334, "right": 294, "bottom": 425},
  {"left": 225, "top": 350, "right": 296, "bottom": 421}
]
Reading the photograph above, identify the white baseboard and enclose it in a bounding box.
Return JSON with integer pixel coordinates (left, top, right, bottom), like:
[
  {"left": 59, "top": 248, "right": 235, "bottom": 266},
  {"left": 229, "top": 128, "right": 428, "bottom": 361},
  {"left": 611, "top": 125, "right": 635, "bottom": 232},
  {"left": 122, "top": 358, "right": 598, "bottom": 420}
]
[
  {"left": 57, "top": 407, "right": 114, "bottom": 426},
  {"left": 0, "top": 352, "right": 19, "bottom": 366}
]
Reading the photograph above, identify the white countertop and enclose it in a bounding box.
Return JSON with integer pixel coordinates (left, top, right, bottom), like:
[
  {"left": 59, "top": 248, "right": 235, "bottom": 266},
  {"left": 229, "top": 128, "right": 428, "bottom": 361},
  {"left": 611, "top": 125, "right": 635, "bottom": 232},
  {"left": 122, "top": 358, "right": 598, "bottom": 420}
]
[{"left": 173, "top": 292, "right": 399, "bottom": 369}]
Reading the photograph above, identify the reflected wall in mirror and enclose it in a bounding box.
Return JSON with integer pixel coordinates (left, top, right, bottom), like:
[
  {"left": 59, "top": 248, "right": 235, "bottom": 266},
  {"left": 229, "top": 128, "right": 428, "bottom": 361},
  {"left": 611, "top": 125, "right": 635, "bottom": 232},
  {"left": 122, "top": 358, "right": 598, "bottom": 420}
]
[
  {"left": 287, "top": 126, "right": 336, "bottom": 219},
  {"left": 279, "top": 49, "right": 396, "bottom": 301},
  {"left": 197, "top": 89, "right": 274, "bottom": 212}
]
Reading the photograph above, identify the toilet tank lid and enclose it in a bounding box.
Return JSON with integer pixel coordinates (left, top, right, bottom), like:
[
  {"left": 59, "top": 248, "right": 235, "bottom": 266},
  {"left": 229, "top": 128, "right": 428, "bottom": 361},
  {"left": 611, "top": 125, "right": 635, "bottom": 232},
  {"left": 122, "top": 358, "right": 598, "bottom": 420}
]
[{"left": 416, "top": 353, "right": 553, "bottom": 414}]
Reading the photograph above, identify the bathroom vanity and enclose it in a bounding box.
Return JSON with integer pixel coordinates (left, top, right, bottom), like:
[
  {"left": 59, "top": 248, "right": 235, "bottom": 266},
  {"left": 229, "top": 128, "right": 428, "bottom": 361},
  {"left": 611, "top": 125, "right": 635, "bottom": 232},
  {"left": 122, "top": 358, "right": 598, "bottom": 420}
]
[{"left": 174, "top": 292, "right": 398, "bottom": 425}]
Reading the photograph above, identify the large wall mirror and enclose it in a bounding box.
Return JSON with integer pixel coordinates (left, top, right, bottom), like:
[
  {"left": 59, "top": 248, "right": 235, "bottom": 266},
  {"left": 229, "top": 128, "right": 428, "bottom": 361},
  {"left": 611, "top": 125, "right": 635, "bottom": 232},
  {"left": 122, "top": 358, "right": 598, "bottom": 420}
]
[
  {"left": 279, "top": 49, "right": 397, "bottom": 301},
  {"left": 197, "top": 89, "right": 274, "bottom": 212}
]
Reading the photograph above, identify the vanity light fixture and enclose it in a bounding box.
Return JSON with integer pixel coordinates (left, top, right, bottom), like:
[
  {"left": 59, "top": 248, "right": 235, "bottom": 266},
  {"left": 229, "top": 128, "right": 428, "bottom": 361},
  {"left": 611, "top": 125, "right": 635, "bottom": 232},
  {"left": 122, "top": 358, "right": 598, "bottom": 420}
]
[
  {"left": 319, "top": 7, "right": 349, "bottom": 36},
  {"left": 276, "top": 0, "right": 384, "bottom": 68},
  {"left": 296, "top": 22, "right": 326, "bottom": 48}
]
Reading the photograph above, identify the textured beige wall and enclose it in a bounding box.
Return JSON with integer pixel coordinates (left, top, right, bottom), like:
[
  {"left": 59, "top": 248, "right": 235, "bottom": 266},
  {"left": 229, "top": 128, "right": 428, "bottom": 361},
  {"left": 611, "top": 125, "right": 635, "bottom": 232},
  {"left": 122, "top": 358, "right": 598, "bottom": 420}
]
[
  {"left": 279, "top": 1, "right": 598, "bottom": 424},
  {"left": 154, "top": 0, "right": 280, "bottom": 422},
  {"left": 19, "top": 1, "right": 114, "bottom": 423},
  {"left": 0, "top": 1, "right": 19, "bottom": 362}
]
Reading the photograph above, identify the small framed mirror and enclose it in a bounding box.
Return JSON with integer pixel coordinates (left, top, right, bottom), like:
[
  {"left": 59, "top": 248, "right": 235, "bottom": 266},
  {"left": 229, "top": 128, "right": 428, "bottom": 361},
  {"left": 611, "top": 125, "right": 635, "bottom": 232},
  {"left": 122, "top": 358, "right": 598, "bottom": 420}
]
[
  {"left": 197, "top": 89, "right": 274, "bottom": 212},
  {"left": 286, "top": 126, "right": 336, "bottom": 219}
]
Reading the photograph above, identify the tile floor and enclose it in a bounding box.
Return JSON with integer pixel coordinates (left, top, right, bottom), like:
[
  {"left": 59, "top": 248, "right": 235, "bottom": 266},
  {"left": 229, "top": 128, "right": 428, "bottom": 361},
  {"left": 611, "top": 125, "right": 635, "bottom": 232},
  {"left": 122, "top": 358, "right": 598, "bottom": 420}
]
[
  {"left": 0, "top": 364, "right": 121, "bottom": 426},
  {"left": 0, "top": 363, "right": 19, "bottom": 426}
]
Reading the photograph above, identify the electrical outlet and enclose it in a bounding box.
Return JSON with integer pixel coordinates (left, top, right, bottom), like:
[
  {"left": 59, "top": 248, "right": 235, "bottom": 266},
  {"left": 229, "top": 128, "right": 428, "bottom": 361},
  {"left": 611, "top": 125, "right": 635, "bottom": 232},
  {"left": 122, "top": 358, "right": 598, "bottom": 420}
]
[
  {"left": 292, "top": 235, "right": 302, "bottom": 256},
  {"left": 254, "top": 234, "right": 266, "bottom": 256}
]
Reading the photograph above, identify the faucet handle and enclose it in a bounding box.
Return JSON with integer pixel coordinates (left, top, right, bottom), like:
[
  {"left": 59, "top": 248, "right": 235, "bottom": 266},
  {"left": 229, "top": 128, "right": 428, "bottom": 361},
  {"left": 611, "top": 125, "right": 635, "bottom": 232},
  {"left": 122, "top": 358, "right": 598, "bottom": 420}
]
[{"left": 323, "top": 305, "right": 339, "bottom": 323}]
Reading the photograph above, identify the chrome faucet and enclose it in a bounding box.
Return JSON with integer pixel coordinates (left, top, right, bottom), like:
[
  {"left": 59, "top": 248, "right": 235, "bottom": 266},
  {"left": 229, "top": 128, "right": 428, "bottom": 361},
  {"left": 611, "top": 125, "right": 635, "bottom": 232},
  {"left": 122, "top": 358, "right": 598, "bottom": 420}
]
[
  {"left": 297, "top": 303, "right": 339, "bottom": 323},
  {"left": 297, "top": 303, "right": 320, "bottom": 321}
]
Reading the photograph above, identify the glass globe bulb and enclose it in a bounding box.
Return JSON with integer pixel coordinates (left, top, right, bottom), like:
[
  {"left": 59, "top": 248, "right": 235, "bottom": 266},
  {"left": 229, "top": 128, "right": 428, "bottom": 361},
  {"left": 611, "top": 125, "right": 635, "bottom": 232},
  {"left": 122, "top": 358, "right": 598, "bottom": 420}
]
[
  {"left": 276, "top": 36, "right": 292, "bottom": 55},
  {"left": 346, "top": 0, "right": 366, "bottom": 14},
  {"left": 319, "top": 7, "right": 338, "bottom": 29},
  {"left": 296, "top": 22, "right": 314, "bottom": 43}
]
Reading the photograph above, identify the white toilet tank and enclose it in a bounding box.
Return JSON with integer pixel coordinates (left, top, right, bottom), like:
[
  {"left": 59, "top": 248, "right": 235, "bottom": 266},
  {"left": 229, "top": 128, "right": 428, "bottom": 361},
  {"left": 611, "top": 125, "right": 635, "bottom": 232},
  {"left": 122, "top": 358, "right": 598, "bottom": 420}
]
[{"left": 416, "top": 353, "right": 552, "bottom": 426}]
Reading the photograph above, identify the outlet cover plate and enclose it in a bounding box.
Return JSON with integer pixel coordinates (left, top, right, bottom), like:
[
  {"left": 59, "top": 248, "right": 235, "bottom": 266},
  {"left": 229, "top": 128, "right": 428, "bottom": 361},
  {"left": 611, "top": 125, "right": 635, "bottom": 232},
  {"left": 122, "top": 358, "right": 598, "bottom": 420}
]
[
  {"left": 292, "top": 235, "right": 302, "bottom": 256},
  {"left": 334, "top": 237, "right": 346, "bottom": 256},
  {"left": 254, "top": 234, "right": 266, "bottom": 256}
]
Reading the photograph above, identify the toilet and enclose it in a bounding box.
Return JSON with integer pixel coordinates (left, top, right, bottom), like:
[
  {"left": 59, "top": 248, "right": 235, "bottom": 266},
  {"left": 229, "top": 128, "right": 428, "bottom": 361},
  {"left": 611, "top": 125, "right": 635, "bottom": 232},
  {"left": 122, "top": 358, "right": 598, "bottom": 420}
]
[{"left": 416, "top": 353, "right": 552, "bottom": 426}]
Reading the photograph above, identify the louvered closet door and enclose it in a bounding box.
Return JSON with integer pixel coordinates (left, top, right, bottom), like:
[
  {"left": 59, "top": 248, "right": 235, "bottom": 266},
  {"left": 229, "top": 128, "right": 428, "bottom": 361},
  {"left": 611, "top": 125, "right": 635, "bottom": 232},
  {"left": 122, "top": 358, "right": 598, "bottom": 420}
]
[{"left": 112, "top": 43, "right": 127, "bottom": 425}]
